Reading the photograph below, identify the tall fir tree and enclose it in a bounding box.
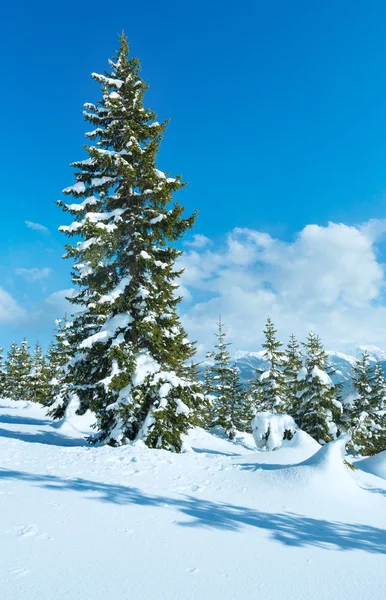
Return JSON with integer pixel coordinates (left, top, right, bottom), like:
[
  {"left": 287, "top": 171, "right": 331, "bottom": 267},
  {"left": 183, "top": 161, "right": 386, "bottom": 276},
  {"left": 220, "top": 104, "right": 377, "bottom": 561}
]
[
  {"left": 296, "top": 332, "right": 343, "bottom": 444},
  {"left": 348, "top": 353, "right": 386, "bottom": 455},
  {"left": 57, "top": 35, "right": 202, "bottom": 451},
  {"left": 4, "top": 339, "right": 33, "bottom": 402},
  {"left": 30, "top": 343, "right": 50, "bottom": 404},
  {"left": 252, "top": 317, "right": 286, "bottom": 414},
  {"left": 206, "top": 318, "right": 246, "bottom": 438},
  {"left": 283, "top": 334, "right": 302, "bottom": 415}
]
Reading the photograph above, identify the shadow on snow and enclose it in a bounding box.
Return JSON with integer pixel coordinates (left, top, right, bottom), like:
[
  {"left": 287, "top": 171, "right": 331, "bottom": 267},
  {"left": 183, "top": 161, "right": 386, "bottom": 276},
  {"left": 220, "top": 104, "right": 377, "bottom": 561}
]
[
  {"left": 0, "top": 425, "right": 87, "bottom": 447},
  {"left": 0, "top": 414, "right": 52, "bottom": 427},
  {"left": 0, "top": 467, "right": 385, "bottom": 553}
]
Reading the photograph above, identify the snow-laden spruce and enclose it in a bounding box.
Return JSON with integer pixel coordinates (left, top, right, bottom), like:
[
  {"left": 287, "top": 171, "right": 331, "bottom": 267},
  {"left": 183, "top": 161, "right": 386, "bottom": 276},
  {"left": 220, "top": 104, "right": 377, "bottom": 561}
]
[
  {"left": 282, "top": 334, "right": 302, "bottom": 413},
  {"left": 4, "top": 339, "right": 32, "bottom": 402},
  {"left": 204, "top": 318, "right": 252, "bottom": 438},
  {"left": 250, "top": 317, "right": 286, "bottom": 413},
  {"left": 30, "top": 342, "right": 50, "bottom": 404},
  {"left": 0, "top": 345, "right": 5, "bottom": 396},
  {"left": 47, "top": 317, "right": 74, "bottom": 418},
  {"left": 296, "top": 333, "right": 343, "bottom": 445},
  {"left": 347, "top": 352, "right": 386, "bottom": 455},
  {"left": 57, "top": 35, "right": 202, "bottom": 451}
]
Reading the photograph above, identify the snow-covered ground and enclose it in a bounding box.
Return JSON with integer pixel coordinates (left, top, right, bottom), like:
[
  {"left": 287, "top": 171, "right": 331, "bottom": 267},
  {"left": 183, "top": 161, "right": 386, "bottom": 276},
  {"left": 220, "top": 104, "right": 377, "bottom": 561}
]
[{"left": 0, "top": 399, "right": 385, "bottom": 599}]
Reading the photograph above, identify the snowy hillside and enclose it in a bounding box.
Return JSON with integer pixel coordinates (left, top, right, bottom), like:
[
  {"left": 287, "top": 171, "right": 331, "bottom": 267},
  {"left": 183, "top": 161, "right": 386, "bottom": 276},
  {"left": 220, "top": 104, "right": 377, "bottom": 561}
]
[{"left": 1, "top": 399, "right": 386, "bottom": 599}]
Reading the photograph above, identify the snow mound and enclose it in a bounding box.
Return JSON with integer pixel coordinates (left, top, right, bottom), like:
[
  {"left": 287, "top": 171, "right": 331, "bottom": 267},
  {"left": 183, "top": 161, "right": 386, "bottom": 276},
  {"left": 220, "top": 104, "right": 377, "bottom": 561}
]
[
  {"left": 300, "top": 433, "right": 350, "bottom": 470},
  {"left": 279, "top": 434, "right": 358, "bottom": 496},
  {"left": 53, "top": 395, "right": 95, "bottom": 438},
  {"left": 356, "top": 450, "right": 386, "bottom": 480},
  {"left": 252, "top": 412, "right": 297, "bottom": 451}
]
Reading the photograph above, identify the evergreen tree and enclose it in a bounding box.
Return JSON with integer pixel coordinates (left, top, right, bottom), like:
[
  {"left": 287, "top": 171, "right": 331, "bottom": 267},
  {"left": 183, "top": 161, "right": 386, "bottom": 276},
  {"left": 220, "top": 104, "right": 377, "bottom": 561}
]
[
  {"left": 4, "top": 339, "right": 33, "bottom": 401},
  {"left": 0, "top": 345, "right": 5, "bottom": 397},
  {"left": 30, "top": 343, "right": 50, "bottom": 404},
  {"left": 348, "top": 353, "right": 386, "bottom": 455},
  {"left": 253, "top": 317, "right": 286, "bottom": 413},
  {"left": 58, "top": 35, "right": 202, "bottom": 451},
  {"left": 198, "top": 355, "right": 216, "bottom": 429},
  {"left": 296, "top": 332, "right": 343, "bottom": 444},
  {"left": 207, "top": 318, "right": 245, "bottom": 438},
  {"left": 283, "top": 334, "right": 302, "bottom": 415},
  {"left": 47, "top": 317, "right": 73, "bottom": 417}
]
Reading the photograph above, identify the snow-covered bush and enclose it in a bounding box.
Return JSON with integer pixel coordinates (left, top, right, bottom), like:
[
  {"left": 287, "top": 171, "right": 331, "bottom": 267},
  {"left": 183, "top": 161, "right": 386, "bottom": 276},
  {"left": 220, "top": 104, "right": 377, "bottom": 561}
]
[{"left": 251, "top": 412, "right": 298, "bottom": 451}]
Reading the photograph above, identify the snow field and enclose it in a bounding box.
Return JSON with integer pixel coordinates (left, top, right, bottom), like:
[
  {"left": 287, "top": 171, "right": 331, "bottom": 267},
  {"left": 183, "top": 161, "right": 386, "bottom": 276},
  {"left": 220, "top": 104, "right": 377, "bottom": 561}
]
[{"left": 0, "top": 399, "right": 386, "bottom": 600}]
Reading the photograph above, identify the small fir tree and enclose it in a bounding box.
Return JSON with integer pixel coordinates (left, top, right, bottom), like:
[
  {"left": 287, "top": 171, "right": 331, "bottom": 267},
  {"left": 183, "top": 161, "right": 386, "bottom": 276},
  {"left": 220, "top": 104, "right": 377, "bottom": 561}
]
[
  {"left": 4, "top": 339, "right": 33, "bottom": 401},
  {"left": 30, "top": 343, "right": 50, "bottom": 404},
  {"left": 348, "top": 354, "right": 386, "bottom": 455},
  {"left": 283, "top": 334, "right": 302, "bottom": 415},
  {"left": 296, "top": 332, "right": 343, "bottom": 444},
  {"left": 47, "top": 317, "right": 74, "bottom": 417},
  {"left": 199, "top": 355, "right": 217, "bottom": 429},
  {"left": 58, "top": 34, "right": 202, "bottom": 451},
  {"left": 207, "top": 318, "right": 245, "bottom": 439},
  {"left": 254, "top": 317, "right": 286, "bottom": 413},
  {"left": 0, "top": 345, "right": 5, "bottom": 397}
]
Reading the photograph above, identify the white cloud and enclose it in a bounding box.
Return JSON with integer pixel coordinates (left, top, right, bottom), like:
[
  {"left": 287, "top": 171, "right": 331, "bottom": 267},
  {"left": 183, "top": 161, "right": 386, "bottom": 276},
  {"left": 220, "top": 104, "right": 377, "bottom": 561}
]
[
  {"left": 0, "top": 288, "right": 27, "bottom": 324},
  {"left": 43, "top": 289, "right": 77, "bottom": 317},
  {"left": 14, "top": 267, "right": 52, "bottom": 281},
  {"left": 184, "top": 234, "right": 212, "bottom": 249},
  {"left": 25, "top": 220, "right": 49, "bottom": 233},
  {"left": 178, "top": 220, "right": 386, "bottom": 355}
]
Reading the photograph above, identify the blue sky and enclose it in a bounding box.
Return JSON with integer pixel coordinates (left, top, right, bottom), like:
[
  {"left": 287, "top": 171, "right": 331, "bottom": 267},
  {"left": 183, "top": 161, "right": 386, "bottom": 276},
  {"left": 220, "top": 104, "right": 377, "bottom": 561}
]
[{"left": 2, "top": 0, "right": 386, "bottom": 355}]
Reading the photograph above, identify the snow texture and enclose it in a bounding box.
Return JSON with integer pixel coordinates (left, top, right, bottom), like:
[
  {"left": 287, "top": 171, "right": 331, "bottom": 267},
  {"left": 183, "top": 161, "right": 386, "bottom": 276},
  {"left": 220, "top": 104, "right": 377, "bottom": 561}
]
[
  {"left": 356, "top": 450, "right": 386, "bottom": 480},
  {"left": 0, "top": 401, "right": 385, "bottom": 600}
]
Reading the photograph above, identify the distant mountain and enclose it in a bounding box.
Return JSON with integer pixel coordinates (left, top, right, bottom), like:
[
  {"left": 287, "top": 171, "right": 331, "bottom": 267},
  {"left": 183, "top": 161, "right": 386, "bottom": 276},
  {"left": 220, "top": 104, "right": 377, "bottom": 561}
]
[{"left": 201, "top": 346, "right": 386, "bottom": 399}]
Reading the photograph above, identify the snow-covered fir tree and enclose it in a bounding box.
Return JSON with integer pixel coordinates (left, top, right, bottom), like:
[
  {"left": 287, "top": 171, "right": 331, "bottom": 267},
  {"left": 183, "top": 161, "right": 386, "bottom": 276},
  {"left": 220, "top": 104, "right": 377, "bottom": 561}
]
[
  {"left": 251, "top": 317, "right": 286, "bottom": 413},
  {"left": 47, "top": 317, "right": 73, "bottom": 418},
  {"left": 283, "top": 334, "right": 302, "bottom": 414},
  {"left": 4, "top": 340, "right": 33, "bottom": 402},
  {"left": 296, "top": 332, "right": 343, "bottom": 444},
  {"left": 57, "top": 35, "right": 202, "bottom": 451},
  {"left": 205, "top": 318, "right": 246, "bottom": 438},
  {"left": 348, "top": 353, "right": 386, "bottom": 455},
  {"left": 30, "top": 343, "right": 50, "bottom": 404},
  {"left": 0, "top": 345, "right": 5, "bottom": 396}
]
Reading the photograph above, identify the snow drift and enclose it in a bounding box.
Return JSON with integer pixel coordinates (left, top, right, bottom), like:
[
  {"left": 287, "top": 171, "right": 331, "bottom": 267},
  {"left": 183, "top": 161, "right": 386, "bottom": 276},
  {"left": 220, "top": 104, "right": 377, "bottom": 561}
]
[{"left": 356, "top": 450, "right": 386, "bottom": 480}]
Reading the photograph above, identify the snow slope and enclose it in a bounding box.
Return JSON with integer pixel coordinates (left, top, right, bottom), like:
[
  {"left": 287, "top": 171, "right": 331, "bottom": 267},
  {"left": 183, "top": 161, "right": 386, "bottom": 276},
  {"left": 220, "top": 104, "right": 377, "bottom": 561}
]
[
  {"left": 356, "top": 450, "right": 386, "bottom": 481},
  {"left": 0, "top": 399, "right": 386, "bottom": 600}
]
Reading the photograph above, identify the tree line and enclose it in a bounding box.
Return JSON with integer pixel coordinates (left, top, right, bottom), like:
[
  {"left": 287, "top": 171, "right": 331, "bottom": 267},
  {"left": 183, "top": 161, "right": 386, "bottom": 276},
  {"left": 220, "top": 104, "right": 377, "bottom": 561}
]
[
  {"left": 1, "top": 314, "right": 385, "bottom": 456},
  {"left": 202, "top": 317, "right": 386, "bottom": 456}
]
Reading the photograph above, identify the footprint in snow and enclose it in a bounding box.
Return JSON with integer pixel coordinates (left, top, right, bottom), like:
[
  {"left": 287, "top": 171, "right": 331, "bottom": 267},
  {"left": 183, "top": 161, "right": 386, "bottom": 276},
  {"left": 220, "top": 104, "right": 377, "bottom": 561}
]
[
  {"left": 9, "top": 567, "right": 30, "bottom": 577},
  {"left": 15, "top": 525, "right": 51, "bottom": 541},
  {"left": 191, "top": 484, "right": 205, "bottom": 492}
]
